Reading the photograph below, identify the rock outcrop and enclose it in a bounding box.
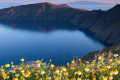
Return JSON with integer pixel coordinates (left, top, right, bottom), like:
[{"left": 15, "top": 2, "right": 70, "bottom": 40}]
[
  {"left": 0, "top": 3, "right": 120, "bottom": 45},
  {"left": 79, "top": 45, "right": 120, "bottom": 61}
]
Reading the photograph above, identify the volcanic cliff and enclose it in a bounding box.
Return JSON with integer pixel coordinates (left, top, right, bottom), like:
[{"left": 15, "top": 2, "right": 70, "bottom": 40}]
[
  {"left": 0, "top": 2, "right": 86, "bottom": 22},
  {"left": 0, "top": 3, "right": 120, "bottom": 45}
]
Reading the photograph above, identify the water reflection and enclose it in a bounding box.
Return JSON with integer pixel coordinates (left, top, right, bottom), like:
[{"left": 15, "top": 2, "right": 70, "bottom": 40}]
[
  {"left": 0, "top": 21, "right": 108, "bottom": 66},
  {"left": 0, "top": 22, "right": 79, "bottom": 32}
]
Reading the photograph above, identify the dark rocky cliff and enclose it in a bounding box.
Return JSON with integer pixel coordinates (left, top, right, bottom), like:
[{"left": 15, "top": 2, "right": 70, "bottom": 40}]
[
  {"left": 70, "top": 5, "right": 120, "bottom": 45},
  {"left": 0, "top": 2, "right": 85, "bottom": 22},
  {"left": 0, "top": 3, "right": 120, "bottom": 45}
]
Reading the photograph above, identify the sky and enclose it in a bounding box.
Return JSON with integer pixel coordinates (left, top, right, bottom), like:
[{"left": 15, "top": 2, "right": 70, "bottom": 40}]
[{"left": 0, "top": 0, "right": 119, "bottom": 4}]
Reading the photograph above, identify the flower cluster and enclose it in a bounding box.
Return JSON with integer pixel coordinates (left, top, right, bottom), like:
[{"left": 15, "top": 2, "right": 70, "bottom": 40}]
[{"left": 0, "top": 54, "right": 120, "bottom": 80}]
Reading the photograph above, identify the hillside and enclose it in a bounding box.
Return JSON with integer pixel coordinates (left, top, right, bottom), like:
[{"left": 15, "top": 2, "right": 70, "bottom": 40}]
[
  {"left": 0, "top": 2, "right": 86, "bottom": 22},
  {"left": 0, "top": 3, "right": 120, "bottom": 45},
  {"left": 79, "top": 45, "right": 120, "bottom": 61},
  {"left": 70, "top": 4, "right": 120, "bottom": 45}
]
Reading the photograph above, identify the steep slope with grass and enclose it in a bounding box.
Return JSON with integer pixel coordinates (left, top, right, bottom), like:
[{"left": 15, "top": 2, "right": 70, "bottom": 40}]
[{"left": 80, "top": 45, "right": 120, "bottom": 61}]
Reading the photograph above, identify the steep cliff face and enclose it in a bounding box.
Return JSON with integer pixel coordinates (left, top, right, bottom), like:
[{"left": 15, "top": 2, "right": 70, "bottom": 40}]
[
  {"left": 0, "top": 3, "right": 120, "bottom": 45},
  {"left": 0, "top": 2, "right": 84, "bottom": 22},
  {"left": 90, "top": 5, "right": 120, "bottom": 45},
  {"left": 69, "top": 5, "right": 120, "bottom": 45}
]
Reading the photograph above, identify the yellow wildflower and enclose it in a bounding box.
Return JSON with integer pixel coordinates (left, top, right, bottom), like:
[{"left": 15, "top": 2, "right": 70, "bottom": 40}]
[
  {"left": 77, "top": 70, "right": 81, "bottom": 75},
  {"left": 51, "top": 64, "right": 54, "bottom": 68},
  {"left": 98, "top": 56, "right": 102, "bottom": 60},
  {"left": 2, "top": 73, "right": 7, "bottom": 79},
  {"left": 41, "top": 70, "right": 45, "bottom": 75},
  {"left": 77, "top": 77, "right": 81, "bottom": 80},
  {"left": 5, "top": 64, "right": 10, "bottom": 68},
  {"left": 84, "top": 67, "right": 90, "bottom": 72},
  {"left": 109, "top": 75, "right": 113, "bottom": 80},
  {"left": 64, "top": 71, "right": 68, "bottom": 75},
  {"left": 20, "top": 58, "right": 24, "bottom": 62},
  {"left": 15, "top": 74, "right": 20, "bottom": 77},
  {"left": 62, "top": 67, "right": 66, "bottom": 71},
  {"left": 114, "top": 70, "right": 118, "bottom": 75},
  {"left": 12, "top": 78, "right": 18, "bottom": 80},
  {"left": 71, "top": 60, "right": 75, "bottom": 63},
  {"left": 55, "top": 69, "right": 59, "bottom": 74},
  {"left": 103, "top": 76, "right": 108, "bottom": 80}
]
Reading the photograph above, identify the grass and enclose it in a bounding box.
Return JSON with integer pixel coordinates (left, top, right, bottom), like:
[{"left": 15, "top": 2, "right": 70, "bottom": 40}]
[{"left": 0, "top": 54, "right": 120, "bottom": 80}]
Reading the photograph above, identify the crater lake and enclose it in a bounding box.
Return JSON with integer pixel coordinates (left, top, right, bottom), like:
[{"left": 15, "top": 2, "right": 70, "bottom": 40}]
[{"left": 0, "top": 22, "right": 108, "bottom": 65}]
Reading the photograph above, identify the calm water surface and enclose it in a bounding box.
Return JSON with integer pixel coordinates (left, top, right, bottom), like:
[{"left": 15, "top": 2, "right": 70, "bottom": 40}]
[{"left": 0, "top": 22, "right": 108, "bottom": 65}]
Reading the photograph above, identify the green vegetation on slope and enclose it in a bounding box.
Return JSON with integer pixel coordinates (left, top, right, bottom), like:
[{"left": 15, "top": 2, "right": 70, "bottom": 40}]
[{"left": 80, "top": 45, "right": 120, "bottom": 61}]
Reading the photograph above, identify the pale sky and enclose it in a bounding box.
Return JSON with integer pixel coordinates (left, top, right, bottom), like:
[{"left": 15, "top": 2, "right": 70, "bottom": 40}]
[{"left": 0, "top": 0, "right": 119, "bottom": 4}]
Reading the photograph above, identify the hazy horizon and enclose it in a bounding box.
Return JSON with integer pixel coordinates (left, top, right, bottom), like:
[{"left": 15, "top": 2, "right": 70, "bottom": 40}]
[
  {"left": 0, "top": 0, "right": 115, "bottom": 10},
  {"left": 0, "top": 0, "right": 119, "bottom": 4}
]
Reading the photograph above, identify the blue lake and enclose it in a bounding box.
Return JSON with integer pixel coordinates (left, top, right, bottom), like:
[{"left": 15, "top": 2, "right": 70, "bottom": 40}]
[{"left": 0, "top": 22, "right": 108, "bottom": 66}]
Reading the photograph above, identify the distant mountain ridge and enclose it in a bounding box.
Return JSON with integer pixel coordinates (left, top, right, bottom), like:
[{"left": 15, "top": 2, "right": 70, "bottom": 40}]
[
  {"left": 0, "top": 2, "right": 86, "bottom": 21},
  {"left": 0, "top": 3, "right": 120, "bottom": 45},
  {"left": 66, "top": 1, "right": 111, "bottom": 5}
]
